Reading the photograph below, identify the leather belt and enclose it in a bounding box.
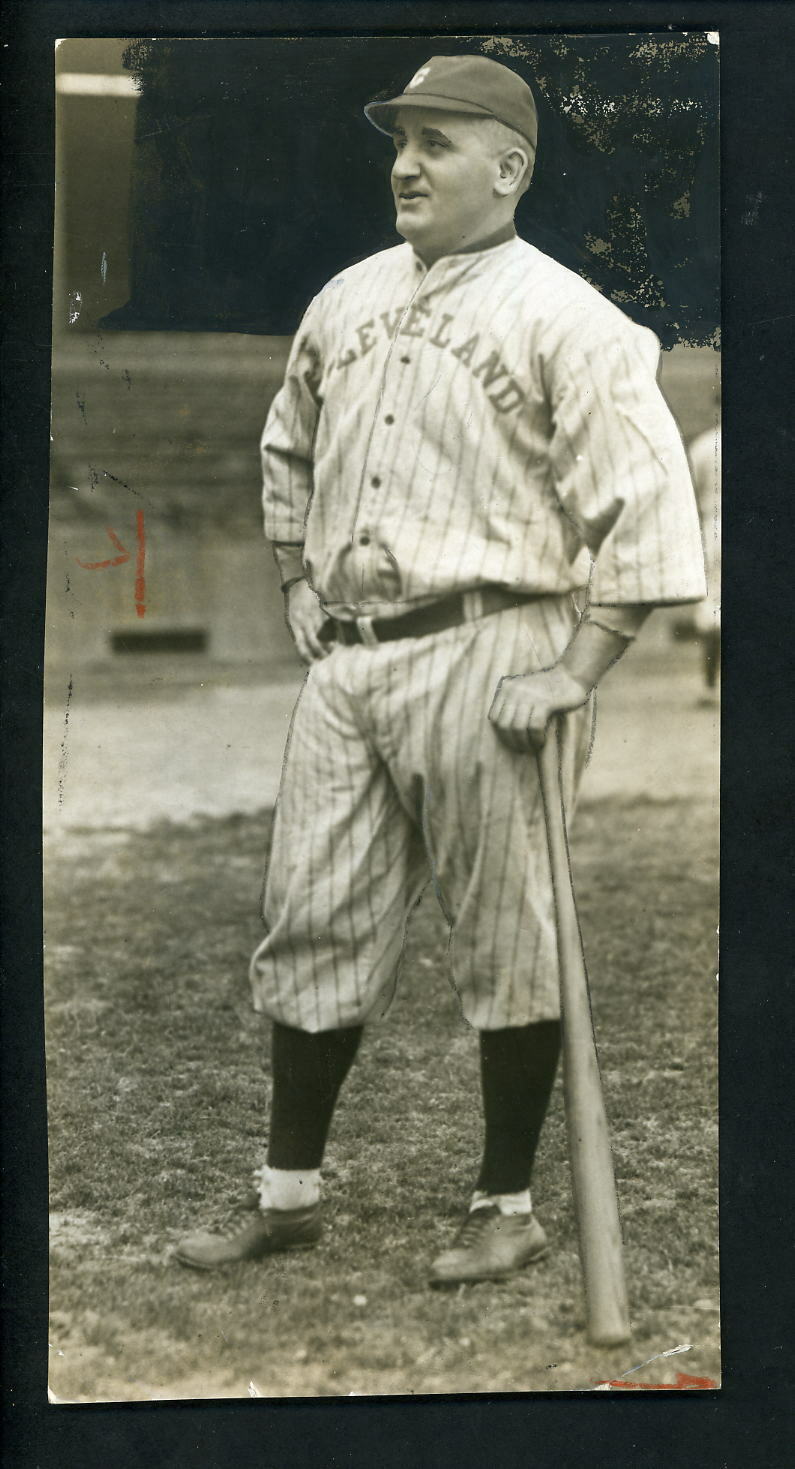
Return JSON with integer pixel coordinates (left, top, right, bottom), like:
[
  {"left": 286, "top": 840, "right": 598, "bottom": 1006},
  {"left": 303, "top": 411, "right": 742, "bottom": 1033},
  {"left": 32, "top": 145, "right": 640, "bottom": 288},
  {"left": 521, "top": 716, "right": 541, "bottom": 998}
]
[{"left": 329, "top": 586, "right": 539, "bottom": 647}]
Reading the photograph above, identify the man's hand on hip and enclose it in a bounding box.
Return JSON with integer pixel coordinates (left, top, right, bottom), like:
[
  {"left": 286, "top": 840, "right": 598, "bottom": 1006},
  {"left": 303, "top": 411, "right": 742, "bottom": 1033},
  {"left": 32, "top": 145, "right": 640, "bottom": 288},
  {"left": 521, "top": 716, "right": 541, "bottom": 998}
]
[
  {"left": 488, "top": 666, "right": 590, "bottom": 752},
  {"left": 285, "top": 579, "right": 330, "bottom": 664}
]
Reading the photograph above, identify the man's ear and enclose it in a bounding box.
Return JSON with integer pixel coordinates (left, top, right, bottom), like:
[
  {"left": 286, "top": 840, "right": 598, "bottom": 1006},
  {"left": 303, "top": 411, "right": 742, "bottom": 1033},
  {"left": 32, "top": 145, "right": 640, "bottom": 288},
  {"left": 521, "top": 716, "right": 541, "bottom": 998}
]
[{"left": 495, "top": 147, "right": 529, "bottom": 197}]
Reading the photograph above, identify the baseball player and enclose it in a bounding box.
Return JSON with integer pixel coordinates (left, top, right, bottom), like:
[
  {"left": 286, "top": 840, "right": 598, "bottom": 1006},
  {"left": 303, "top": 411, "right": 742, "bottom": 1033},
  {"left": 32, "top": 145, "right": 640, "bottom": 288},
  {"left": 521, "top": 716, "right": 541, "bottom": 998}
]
[{"left": 176, "top": 55, "right": 706, "bottom": 1283}]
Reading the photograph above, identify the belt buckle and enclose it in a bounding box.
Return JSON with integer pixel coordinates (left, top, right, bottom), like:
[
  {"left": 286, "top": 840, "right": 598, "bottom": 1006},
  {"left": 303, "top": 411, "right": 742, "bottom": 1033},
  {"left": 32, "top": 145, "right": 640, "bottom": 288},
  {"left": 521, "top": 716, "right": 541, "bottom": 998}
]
[{"left": 354, "top": 615, "right": 379, "bottom": 647}]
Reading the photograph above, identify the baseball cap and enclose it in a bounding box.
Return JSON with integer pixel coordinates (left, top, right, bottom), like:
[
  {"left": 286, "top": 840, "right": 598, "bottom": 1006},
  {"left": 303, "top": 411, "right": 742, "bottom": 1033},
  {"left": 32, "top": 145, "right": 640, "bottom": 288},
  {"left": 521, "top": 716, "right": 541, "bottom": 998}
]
[{"left": 364, "top": 55, "right": 538, "bottom": 151}]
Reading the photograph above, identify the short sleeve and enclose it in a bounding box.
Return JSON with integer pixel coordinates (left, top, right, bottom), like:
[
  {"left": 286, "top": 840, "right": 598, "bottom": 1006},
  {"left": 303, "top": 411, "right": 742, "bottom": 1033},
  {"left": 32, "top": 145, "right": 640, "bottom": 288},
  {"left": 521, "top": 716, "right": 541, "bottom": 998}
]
[{"left": 546, "top": 320, "right": 707, "bottom": 605}]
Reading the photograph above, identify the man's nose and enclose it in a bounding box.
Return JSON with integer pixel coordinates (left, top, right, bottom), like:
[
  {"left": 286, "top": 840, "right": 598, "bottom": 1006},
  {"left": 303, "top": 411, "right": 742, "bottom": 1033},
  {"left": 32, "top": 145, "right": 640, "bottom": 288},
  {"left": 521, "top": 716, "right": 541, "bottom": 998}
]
[{"left": 392, "top": 147, "right": 420, "bottom": 180}]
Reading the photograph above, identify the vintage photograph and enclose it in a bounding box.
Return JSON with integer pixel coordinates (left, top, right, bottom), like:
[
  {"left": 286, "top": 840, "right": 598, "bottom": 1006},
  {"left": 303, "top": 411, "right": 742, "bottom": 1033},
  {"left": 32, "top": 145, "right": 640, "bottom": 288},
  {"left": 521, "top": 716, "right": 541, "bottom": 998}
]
[{"left": 45, "top": 33, "right": 720, "bottom": 1400}]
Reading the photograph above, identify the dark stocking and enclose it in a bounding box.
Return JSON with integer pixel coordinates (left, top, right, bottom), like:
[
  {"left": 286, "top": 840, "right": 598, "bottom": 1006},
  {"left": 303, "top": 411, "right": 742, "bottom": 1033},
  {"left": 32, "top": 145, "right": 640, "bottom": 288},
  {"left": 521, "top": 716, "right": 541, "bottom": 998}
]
[
  {"left": 267, "top": 1022, "right": 363, "bottom": 1170},
  {"left": 476, "top": 1020, "right": 561, "bottom": 1195}
]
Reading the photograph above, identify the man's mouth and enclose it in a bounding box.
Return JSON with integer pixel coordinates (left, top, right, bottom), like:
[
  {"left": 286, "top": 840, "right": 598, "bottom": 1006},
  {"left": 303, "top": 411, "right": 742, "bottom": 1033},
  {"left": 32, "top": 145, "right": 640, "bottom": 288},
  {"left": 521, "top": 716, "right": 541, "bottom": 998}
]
[{"left": 399, "top": 191, "right": 427, "bottom": 202}]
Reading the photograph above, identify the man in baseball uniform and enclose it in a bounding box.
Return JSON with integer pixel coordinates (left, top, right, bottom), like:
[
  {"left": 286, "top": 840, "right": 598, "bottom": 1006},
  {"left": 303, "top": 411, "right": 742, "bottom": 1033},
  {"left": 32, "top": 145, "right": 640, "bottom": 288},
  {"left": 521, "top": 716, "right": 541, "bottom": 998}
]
[{"left": 177, "top": 56, "right": 706, "bottom": 1282}]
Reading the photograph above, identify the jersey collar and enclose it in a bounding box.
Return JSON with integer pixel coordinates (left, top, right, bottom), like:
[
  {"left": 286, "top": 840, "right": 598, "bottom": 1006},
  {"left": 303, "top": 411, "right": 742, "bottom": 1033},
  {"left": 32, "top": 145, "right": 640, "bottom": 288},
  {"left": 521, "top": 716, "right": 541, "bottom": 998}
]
[{"left": 412, "top": 222, "right": 517, "bottom": 274}]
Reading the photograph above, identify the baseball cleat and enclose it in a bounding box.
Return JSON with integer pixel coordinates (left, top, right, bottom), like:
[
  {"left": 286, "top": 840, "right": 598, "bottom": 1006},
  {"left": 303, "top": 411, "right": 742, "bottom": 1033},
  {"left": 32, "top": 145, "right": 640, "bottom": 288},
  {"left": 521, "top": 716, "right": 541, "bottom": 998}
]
[
  {"left": 428, "top": 1205, "right": 548, "bottom": 1286},
  {"left": 174, "top": 1202, "right": 322, "bottom": 1271}
]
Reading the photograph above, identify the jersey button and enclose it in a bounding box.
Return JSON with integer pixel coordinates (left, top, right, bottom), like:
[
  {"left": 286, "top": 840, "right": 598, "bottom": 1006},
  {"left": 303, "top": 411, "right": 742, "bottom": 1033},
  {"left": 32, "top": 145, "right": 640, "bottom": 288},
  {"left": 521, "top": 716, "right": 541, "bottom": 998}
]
[
  {"left": 400, "top": 356, "right": 410, "bottom": 365},
  {"left": 371, "top": 475, "right": 381, "bottom": 488},
  {"left": 358, "top": 533, "right": 371, "bottom": 546},
  {"left": 384, "top": 414, "right": 394, "bottom": 425}
]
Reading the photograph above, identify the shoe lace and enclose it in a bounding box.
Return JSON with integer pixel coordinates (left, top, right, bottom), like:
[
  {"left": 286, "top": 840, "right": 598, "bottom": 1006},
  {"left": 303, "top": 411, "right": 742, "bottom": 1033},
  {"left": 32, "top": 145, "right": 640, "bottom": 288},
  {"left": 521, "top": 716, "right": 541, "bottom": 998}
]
[
  {"left": 453, "top": 1205, "right": 501, "bottom": 1248},
  {"left": 212, "top": 1210, "right": 266, "bottom": 1242}
]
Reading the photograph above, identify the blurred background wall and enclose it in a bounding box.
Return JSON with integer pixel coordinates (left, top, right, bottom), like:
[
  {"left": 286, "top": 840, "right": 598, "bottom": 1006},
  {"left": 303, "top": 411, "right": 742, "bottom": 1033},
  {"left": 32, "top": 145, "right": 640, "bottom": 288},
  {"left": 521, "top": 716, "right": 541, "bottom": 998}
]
[
  {"left": 48, "top": 37, "right": 719, "bottom": 683},
  {"left": 51, "top": 40, "right": 293, "bottom": 677}
]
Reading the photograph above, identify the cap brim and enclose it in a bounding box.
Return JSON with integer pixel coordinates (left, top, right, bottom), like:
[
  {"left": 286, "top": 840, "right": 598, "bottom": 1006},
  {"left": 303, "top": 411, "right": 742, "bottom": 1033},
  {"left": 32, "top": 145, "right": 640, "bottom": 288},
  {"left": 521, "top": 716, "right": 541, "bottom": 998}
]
[{"left": 364, "top": 93, "right": 495, "bottom": 135}]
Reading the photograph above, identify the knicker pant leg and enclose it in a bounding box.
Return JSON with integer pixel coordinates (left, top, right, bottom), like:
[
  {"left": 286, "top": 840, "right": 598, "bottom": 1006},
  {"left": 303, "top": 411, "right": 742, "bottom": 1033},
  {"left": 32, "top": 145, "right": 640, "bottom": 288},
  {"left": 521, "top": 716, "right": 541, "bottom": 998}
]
[
  {"left": 419, "top": 598, "right": 593, "bottom": 1030},
  {"left": 249, "top": 649, "right": 427, "bottom": 1033}
]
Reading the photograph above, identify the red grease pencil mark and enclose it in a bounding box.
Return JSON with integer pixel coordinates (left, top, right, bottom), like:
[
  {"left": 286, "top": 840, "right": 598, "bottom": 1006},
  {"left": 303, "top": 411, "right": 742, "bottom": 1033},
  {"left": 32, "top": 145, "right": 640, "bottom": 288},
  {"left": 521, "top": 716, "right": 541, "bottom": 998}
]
[
  {"left": 76, "top": 512, "right": 147, "bottom": 618},
  {"left": 596, "top": 1371, "right": 717, "bottom": 1391},
  {"left": 134, "top": 509, "right": 146, "bottom": 617},
  {"left": 76, "top": 527, "right": 131, "bottom": 570}
]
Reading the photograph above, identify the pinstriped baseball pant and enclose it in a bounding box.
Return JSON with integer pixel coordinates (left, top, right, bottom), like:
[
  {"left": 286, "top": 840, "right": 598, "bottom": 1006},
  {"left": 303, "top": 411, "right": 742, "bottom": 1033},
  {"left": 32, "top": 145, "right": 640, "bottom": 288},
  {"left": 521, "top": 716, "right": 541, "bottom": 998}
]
[{"left": 249, "top": 595, "right": 593, "bottom": 1033}]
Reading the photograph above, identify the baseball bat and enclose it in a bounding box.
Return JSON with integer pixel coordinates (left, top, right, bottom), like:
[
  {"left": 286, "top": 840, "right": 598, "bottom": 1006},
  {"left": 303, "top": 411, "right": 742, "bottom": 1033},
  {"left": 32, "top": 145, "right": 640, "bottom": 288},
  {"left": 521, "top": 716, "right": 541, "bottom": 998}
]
[{"left": 537, "top": 720, "right": 631, "bottom": 1348}]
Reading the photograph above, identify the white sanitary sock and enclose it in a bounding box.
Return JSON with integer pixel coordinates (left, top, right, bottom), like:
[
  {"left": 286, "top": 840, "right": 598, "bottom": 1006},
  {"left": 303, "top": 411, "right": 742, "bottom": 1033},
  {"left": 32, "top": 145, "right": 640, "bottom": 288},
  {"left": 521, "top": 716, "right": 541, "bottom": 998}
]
[
  {"left": 470, "top": 1188, "right": 532, "bottom": 1216},
  {"left": 256, "top": 1164, "right": 321, "bottom": 1212}
]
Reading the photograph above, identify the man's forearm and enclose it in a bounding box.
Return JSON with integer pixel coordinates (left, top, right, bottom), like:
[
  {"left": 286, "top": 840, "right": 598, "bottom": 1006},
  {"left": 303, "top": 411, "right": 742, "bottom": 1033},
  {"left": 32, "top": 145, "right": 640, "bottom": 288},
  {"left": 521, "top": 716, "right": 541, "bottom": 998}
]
[
  {"left": 559, "top": 604, "right": 653, "bottom": 693},
  {"left": 272, "top": 541, "right": 306, "bottom": 591}
]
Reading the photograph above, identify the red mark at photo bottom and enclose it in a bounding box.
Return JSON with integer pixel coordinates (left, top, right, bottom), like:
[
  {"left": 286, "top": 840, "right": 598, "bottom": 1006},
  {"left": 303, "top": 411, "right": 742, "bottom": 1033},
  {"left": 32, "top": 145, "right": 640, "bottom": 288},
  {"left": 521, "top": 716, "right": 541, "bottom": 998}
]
[{"left": 595, "top": 1371, "right": 718, "bottom": 1391}]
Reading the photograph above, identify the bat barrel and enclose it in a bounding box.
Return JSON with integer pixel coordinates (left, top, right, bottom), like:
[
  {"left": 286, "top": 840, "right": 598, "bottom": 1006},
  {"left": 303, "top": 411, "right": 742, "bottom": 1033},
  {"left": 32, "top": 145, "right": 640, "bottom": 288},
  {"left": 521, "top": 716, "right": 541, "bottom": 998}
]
[{"left": 538, "top": 724, "right": 631, "bottom": 1348}]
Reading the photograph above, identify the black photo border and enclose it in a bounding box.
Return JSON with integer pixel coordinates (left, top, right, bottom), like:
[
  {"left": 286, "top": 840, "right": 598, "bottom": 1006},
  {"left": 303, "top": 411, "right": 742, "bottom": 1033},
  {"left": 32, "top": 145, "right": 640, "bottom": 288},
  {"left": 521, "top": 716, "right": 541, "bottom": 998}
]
[{"left": 2, "top": 2, "right": 791, "bottom": 1465}]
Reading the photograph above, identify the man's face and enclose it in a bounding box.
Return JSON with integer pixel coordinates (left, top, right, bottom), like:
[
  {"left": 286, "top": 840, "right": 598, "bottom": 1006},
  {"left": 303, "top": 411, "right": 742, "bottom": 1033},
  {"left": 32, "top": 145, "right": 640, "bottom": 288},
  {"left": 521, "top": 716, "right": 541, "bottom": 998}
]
[{"left": 390, "top": 108, "right": 505, "bottom": 261}]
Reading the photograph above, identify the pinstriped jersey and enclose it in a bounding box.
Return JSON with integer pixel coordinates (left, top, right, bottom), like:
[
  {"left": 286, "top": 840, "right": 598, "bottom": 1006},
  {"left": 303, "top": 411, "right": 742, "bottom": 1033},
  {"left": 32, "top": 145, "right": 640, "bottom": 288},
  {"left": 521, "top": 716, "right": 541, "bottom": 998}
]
[{"left": 261, "top": 234, "right": 707, "bottom": 618}]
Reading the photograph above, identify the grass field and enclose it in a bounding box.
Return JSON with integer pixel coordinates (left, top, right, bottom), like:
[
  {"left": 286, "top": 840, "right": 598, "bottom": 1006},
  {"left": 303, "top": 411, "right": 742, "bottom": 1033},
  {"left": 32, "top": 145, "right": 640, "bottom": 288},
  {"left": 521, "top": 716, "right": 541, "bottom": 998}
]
[{"left": 46, "top": 770, "right": 719, "bottom": 1401}]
